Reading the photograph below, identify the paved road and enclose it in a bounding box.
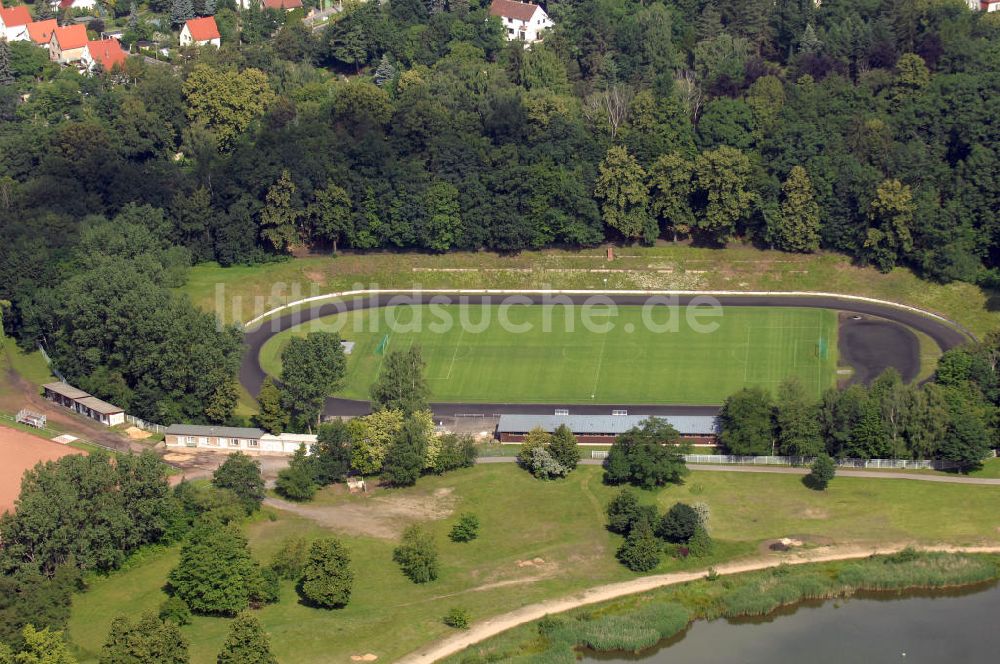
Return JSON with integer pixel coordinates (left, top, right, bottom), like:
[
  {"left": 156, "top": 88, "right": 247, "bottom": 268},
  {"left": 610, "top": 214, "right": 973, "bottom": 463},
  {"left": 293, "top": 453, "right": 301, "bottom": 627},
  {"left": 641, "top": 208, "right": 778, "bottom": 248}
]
[
  {"left": 477, "top": 457, "right": 1000, "bottom": 485},
  {"left": 240, "top": 292, "right": 972, "bottom": 419}
]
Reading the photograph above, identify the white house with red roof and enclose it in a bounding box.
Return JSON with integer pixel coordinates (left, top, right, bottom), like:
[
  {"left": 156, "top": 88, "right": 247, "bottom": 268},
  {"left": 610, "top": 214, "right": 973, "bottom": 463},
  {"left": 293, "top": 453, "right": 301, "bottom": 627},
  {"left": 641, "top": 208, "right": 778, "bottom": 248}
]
[
  {"left": 27, "top": 19, "right": 58, "bottom": 48},
  {"left": 489, "top": 0, "right": 552, "bottom": 44},
  {"left": 49, "top": 24, "right": 89, "bottom": 63},
  {"left": 0, "top": 6, "right": 33, "bottom": 42},
  {"left": 976, "top": 0, "right": 999, "bottom": 9},
  {"left": 56, "top": 0, "right": 98, "bottom": 10},
  {"left": 180, "top": 16, "right": 221, "bottom": 47},
  {"left": 82, "top": 38, "right": 128, "bottom": 73}
]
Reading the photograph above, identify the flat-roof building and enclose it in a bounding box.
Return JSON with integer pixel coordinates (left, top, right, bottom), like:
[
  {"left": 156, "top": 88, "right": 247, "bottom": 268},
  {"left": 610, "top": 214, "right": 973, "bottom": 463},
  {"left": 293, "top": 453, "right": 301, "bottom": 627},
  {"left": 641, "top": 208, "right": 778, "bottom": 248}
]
[
  {"left": 495, "top": 413, "right": 718, "bottom": 444},
  {"left": 42, "top": 382, "right": 125, "bottom": 426}
]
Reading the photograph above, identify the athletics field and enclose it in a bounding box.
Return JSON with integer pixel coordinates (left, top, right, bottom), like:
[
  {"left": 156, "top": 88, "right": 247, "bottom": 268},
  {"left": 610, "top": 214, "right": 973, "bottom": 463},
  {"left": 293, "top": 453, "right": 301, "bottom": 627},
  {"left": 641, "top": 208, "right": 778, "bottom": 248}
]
[{"left": 258, "top": 305, "right": 838, "bottom": 405}]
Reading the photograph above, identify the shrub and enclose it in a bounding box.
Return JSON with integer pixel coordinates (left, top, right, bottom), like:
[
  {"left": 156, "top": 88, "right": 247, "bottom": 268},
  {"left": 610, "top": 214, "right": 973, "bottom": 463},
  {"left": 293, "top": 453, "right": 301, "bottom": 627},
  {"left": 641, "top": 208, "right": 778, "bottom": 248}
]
[
  {"left": 433, "top": 434, "right": 478, "bottom": 473},
  {"left": 299, "top": 537, "right": 353, "bottom": 608},
  {"left": 686, "top": 526, "right": 714, "bottom": 558},
  {"left": 616, "top": 519, "right": 661, "bottom": 572},
  {"left": 807, "top": 453, "right": 836, "bottom": 489},
  {"left": 212, "top": 453, "right": 265, "bottom": 514},
  {"left": 526, "top": 446, "right": 570, "bottom": 479},
  {"left": 656, "top": 503, "right": 701, "bottom": 543},
  {"left": 449, "top": 513, "right": 480, "bottom": 542},
  {"left": 158, "top": 596, "right": 191, "bottom": 626},
  {"left": 268, "top": 536, "right": 310, "bottom": 580},
  {"left": 274, "top": 464, "right": 318, "bottom": 501},
  {"left": 443, "top": 607, "right": 470, "bottom": 629},
  {"left": 393, "top": 525, "right": 439, "bottom": 583},
  {"left": 573, "top": 603, "right": 690, "bottom": 652},
  {"left": 605, "top": 489, "right": 640, "bottom": 535}
]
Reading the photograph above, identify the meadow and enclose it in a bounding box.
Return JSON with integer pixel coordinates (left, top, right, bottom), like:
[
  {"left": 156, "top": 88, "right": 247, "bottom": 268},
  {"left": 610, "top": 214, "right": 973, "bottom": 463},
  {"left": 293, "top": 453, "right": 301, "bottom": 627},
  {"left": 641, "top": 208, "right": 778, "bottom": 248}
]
[
  {"left": 68, "top": 464, "right": 1000, "bottom": 663},
  {"left": 258, "top": 305, "right": 838, "bottom": 404}
]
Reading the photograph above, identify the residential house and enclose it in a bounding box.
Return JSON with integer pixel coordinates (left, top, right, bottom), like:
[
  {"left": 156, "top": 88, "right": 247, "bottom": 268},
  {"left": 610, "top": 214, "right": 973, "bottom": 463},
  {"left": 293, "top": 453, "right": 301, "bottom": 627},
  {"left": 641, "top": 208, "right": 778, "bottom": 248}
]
[
  {"left": 0, "top": 6, "right": 33, "bottom": 42},
  {"left": 49, "top": 24, "right": 89, "bottom": 63},
  {"left": 263, "top": 0, "right": 304, "bottom": 10},
  {"left": 82, "top": 38, "right": 128, "bottom": 72},
  {"left": 56, "top": 0, "right": 98, "bottom": 10},
  {"left": 488, "top": 0, "right": 553, "bottom": 44},
  {"left": 27, "top": 19, "right": 58, "bottom": 48},
  {"left": 179, "top": 16, "right": 220, "bottom": 47},
  {"left": 42, "top": 382, "right": 126, "bottom": 427}
]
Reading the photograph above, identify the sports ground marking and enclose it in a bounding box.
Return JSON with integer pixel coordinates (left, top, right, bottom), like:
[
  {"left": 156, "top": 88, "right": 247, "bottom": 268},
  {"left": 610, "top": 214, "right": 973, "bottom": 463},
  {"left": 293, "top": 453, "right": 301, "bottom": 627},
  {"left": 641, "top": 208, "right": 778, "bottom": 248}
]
[
  {"left": 439, "top": 326, "right": 466, "bottom": 382},
  {"left": 589, "top": 330, "right": 610, "bottom": 400}
]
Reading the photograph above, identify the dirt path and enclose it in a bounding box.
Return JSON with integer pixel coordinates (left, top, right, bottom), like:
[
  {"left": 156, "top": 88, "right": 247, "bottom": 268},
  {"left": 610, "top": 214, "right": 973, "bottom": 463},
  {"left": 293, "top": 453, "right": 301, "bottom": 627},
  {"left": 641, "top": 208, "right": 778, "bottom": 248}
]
[
  {"left": 476, "top": 458, "right": 1000, "bottom": 485},
  {"left": 397, "top": 543, "right": 1000, "bottom": 664}
]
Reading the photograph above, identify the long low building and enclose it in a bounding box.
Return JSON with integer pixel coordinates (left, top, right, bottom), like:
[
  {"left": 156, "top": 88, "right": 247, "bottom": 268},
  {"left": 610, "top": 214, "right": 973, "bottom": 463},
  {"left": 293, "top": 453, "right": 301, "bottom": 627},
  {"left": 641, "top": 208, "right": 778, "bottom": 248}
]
[
  {"left": 496, "top": 413, "right": 718, "bottom": 444},
  {"left": 164, "top": 424, "right": 315, "bottom": 455},
  {"left": 42, "top": 381, "right": 125, "bottom": 426}
]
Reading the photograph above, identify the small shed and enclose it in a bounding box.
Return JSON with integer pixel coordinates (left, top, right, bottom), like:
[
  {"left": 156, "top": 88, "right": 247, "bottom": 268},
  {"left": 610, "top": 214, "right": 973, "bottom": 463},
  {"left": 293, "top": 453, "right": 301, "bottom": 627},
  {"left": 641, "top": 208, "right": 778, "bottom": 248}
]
[{"left": 42, "top": 382, "right": 125, "bottom": 426}]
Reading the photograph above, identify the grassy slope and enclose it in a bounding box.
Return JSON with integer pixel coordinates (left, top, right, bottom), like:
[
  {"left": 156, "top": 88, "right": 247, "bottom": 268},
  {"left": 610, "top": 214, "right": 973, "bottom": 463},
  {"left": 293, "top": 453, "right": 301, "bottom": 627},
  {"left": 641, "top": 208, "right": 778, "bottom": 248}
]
[
  {"left": 180, "top": 246, "right": 1000, "bottom": 337},
  {"left": 68, "top": 465, "right": 1000, "bottom": 663},
  {"left": 258, "top": 305, "right": 837, "bottom": 404}
]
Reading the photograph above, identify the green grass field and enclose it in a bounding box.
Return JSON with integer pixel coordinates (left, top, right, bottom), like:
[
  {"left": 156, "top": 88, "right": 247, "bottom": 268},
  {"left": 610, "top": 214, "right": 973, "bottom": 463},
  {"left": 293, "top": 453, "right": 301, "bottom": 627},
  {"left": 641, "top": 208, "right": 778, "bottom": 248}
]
[
  {"left": 259, "top": 305, "right": 838, "bottom": 404},
  {"left": 67, "top": 464, "right": 1000, "bottom": 663}
]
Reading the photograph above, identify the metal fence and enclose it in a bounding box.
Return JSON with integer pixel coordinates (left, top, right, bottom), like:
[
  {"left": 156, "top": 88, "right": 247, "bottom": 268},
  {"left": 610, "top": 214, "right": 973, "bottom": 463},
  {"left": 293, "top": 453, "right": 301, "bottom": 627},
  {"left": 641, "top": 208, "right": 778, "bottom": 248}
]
[
  {"left": 591, "top": 450, "right": 609, "bottom": 460},
  {"left": 681, "top": 454, "right": 963, "bottom": 470}
]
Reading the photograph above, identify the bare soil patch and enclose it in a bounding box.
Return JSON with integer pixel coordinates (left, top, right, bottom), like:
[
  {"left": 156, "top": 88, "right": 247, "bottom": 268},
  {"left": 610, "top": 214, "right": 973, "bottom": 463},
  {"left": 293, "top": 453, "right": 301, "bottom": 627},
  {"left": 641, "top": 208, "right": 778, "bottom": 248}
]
[
  {"left": 265, "top": 486, "right": 457, "bottom": 539},
  {"left": 0, "top": 425, "right": 84, "bottom": 514}
]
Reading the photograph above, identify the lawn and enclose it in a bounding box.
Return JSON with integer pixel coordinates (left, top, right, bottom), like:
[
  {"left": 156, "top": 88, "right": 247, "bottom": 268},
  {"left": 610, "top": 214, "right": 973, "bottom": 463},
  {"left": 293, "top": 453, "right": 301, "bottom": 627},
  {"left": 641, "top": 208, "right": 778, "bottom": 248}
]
[
  {"left": 259, "top": 305, "right": 839, "bottom": 404},
  {"left": 67, "top": 464, "right": 1000, "bottom": 663},
  {"left": 179, "top": 245, "right": 1000, "bottom": 337}
]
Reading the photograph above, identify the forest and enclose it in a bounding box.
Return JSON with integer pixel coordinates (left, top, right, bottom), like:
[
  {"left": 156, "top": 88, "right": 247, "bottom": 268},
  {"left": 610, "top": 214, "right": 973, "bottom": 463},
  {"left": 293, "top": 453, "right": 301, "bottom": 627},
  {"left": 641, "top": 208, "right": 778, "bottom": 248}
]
[{"left": 2, "top": 0, "right": 1000, "bottom": 423}]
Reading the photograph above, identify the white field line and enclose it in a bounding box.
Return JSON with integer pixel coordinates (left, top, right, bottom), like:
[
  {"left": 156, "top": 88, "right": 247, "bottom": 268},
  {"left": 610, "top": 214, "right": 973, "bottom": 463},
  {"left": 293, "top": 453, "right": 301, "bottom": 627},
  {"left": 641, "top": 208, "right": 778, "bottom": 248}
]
[
  {"left": 590, "top": 330, "right": 609, "bottom": 400},
  {"left": 242, "top": 289, "right": 973, "bottom": 342}
]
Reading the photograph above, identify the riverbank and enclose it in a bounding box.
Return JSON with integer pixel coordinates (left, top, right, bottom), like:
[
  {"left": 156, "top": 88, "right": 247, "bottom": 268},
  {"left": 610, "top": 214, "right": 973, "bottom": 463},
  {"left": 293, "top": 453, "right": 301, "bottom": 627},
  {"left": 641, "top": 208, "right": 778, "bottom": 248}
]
[{"left": 405, "top": 546, "right": 1000, "bottom": 664}]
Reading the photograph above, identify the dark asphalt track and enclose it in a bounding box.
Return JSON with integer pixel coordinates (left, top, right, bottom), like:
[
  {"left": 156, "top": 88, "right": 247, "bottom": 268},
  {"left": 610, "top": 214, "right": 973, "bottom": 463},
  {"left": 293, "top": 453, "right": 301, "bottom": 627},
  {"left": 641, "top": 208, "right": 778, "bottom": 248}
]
[{"left": 239, "top": 293, "right": 972, "bottom": 418}]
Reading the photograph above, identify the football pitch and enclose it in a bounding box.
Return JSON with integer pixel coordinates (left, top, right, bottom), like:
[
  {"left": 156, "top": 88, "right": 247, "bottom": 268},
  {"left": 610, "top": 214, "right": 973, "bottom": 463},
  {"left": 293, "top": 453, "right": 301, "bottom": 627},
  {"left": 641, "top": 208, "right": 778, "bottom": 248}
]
[{"left": 258, "top": 305, "right": 839, "bottom": 405}]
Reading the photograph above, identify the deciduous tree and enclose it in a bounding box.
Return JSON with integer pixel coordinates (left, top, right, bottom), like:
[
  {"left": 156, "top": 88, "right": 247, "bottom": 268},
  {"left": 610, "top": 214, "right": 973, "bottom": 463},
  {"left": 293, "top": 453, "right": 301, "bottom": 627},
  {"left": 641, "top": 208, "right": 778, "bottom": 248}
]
[
  {"left": 299, "top": 538, "right": 353, "bottom": 609},
  {"left": 216, "top": 613, "right": 277, "bottom": 664}
]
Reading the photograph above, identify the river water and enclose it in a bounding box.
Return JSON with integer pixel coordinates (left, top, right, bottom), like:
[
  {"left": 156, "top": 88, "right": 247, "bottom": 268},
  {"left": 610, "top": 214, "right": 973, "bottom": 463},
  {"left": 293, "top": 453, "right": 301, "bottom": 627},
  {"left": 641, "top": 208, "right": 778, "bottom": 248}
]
[{"left": 584, "top": 583, "right": 1000, "bottom": 663}]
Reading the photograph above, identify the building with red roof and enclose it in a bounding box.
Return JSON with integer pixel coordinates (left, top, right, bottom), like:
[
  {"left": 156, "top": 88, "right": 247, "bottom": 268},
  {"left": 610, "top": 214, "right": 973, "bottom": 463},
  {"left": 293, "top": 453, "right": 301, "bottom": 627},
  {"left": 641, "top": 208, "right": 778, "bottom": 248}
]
[
  {"left": 50, "top": 24, "right": 90, "bottom": 64},
  {"left": 83, "top": 38, "right": 129, "bottom": 73},
  {"left": 488, "top": 0, "right": 553, "bottom": 44},
  {"left": 27, "top": 19, "right": 59, "bottom": 48},
  {"left": 263, "top": 0, "right": 303, "bottom": 10},
  {"left": 180, "top": 16, "right": 221, "bottom": 47},
  {"left": 0, "top": 5, "right": 33, "bottom": 41}
]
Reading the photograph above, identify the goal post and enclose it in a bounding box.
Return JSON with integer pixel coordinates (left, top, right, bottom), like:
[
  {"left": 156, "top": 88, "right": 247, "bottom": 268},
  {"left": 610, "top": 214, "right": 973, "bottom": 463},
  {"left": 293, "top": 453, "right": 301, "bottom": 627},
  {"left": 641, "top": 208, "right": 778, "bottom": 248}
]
[{"left": 374, "top": 334, "right": 390, "bottom": 355}]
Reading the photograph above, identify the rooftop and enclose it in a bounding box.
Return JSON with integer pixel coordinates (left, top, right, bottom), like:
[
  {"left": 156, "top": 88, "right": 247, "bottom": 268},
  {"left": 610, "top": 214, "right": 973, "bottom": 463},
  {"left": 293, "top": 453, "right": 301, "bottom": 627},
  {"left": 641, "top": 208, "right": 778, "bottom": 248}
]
[
  {"left": 0, "top": 6, "right": 33, "bottom": 28},
  {"left": 496, "top": 413, "right": 719, "bottom": 436},
  {"left": 166, "top": 424, "right": 265, "bottom": 439},
  {"left": 183, "top": 16, "right": 220, "bottom": 42},
  {"left": 43, "top": 382, "right": 91, "bottom": 400},
  {"left": 76, "top": 396, "right": 124, "bottom": 415},
  {"left": 52, "top": 24, "right": 89, "bottom": 50},
  {"left": 489, "top": 0, "right": 541, "bottom": 21}
]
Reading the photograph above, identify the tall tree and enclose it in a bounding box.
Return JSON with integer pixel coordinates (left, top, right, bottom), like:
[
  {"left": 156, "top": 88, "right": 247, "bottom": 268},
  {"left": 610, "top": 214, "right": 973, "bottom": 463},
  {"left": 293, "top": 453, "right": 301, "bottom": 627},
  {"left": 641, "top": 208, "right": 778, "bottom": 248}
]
[
  {"left": 422, "top": 181, "right": 462, "bottom": 252},
  {"left": 393, "top": 525, "right": 438, "bottom": 584},
  {"left": 381, "top": 417, "right": 430, "bottom": 487},
  {"left": 863, "top": 179, "right": 914, "bottom": 272},
  {"left": 307, "top": 181, "right": 352, "bottom": 253},
  {"left": 100, "top": 612, "right": 189, "bottom": 664},
  {"left": 167, "top": 523, "right": 270, "bottom": 616},
  {"left": 773, "top": 376, "right": 823, "bottom": 456},
  {"left": 212, "top": 453, "right": 265, "bottom": 514},
  {"left": 299, "top": 538, "right": 353, "bottom": 609},
  {"left": 171, "top": 0, "right": 194, "bottom": 27},
  {"left": 775, "top": 166, "right": 820, "bottom": 252},
  {"left": 548, "top": 424, "right": 581, "bottom": 472},
  {"left": 280, "top": 332, "right": 347, "bottom": 428},
  {"left": 311, "top": 419, "right": 353, "bottom": 485},
  {"left": 254, "top": 377, "right": 289, "bottom": 435},
  {"left": 604, "top": 418, "right": 691, "bottom": 489},
  {"left": 216, "top": 613, "right": 277, "bottom": 664},
  {"left": 595, "top": 146, "right": 655, "bottom": 243},
  {"left": 691, "top": 146, "right": 754, "bottom": 245},
  {"left": 11, "top": 626, "right": 76, "bottom": 664},
  {"left": 718, "top": 387, "right": 774, "bottom": 455},
  {"left": 259, "top": 170, "right": 301, "bottom": 253},
  {"left": 0, "top": 39, "right": 13, "bottom": 87},
  {"left": 369, "top": 346, "right": 430, "bottom": 415},
  {"left": 648, "top": 153, "right": 694, "bottom": 242}
]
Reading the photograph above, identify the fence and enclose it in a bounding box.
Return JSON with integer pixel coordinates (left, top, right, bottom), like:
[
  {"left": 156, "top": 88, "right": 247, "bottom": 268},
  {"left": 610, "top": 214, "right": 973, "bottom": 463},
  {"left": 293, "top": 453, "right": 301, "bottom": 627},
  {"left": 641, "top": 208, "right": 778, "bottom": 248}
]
[
  {"left": 591, "top": 450, "right": 609, "bottom": 460},
  {"left": 681, "top": 454, "right": 963, "bottom": 471},
  {"left": 124, "top": 414, "right": 166, "bottom": 434}
]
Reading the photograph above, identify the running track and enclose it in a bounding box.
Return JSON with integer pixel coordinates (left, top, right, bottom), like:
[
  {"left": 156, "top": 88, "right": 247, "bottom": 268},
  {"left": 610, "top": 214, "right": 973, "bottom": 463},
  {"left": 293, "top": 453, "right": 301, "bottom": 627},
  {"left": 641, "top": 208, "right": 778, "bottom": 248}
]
[{"left": 239, "top": 292, "right": 972, "bottom": 419}]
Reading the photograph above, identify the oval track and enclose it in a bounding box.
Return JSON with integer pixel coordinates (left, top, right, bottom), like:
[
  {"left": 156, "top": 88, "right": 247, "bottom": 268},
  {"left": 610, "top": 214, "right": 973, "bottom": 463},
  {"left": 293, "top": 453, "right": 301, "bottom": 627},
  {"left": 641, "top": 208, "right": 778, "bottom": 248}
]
[{"left": 240, "top": 293, "right": 971, "bottom": 418}]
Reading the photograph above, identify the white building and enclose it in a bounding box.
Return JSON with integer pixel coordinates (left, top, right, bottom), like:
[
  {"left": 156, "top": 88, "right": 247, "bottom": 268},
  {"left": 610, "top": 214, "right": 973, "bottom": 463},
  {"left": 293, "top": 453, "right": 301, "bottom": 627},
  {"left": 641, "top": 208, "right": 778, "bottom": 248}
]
[
  {"left": 0, "top": 6, "right": 33, "bottom": 42},
  {"left": 969, "top": 0, "right": 999, "bottom": 9},
  {"left": 164, "top": 424, "right": 315, "bottom": 456},
  {"left": 180, "top": 16, "right": 221, "bottom": 47},
  {"left": 488, "top": 0, "right": 553, "bottom": 44}
]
